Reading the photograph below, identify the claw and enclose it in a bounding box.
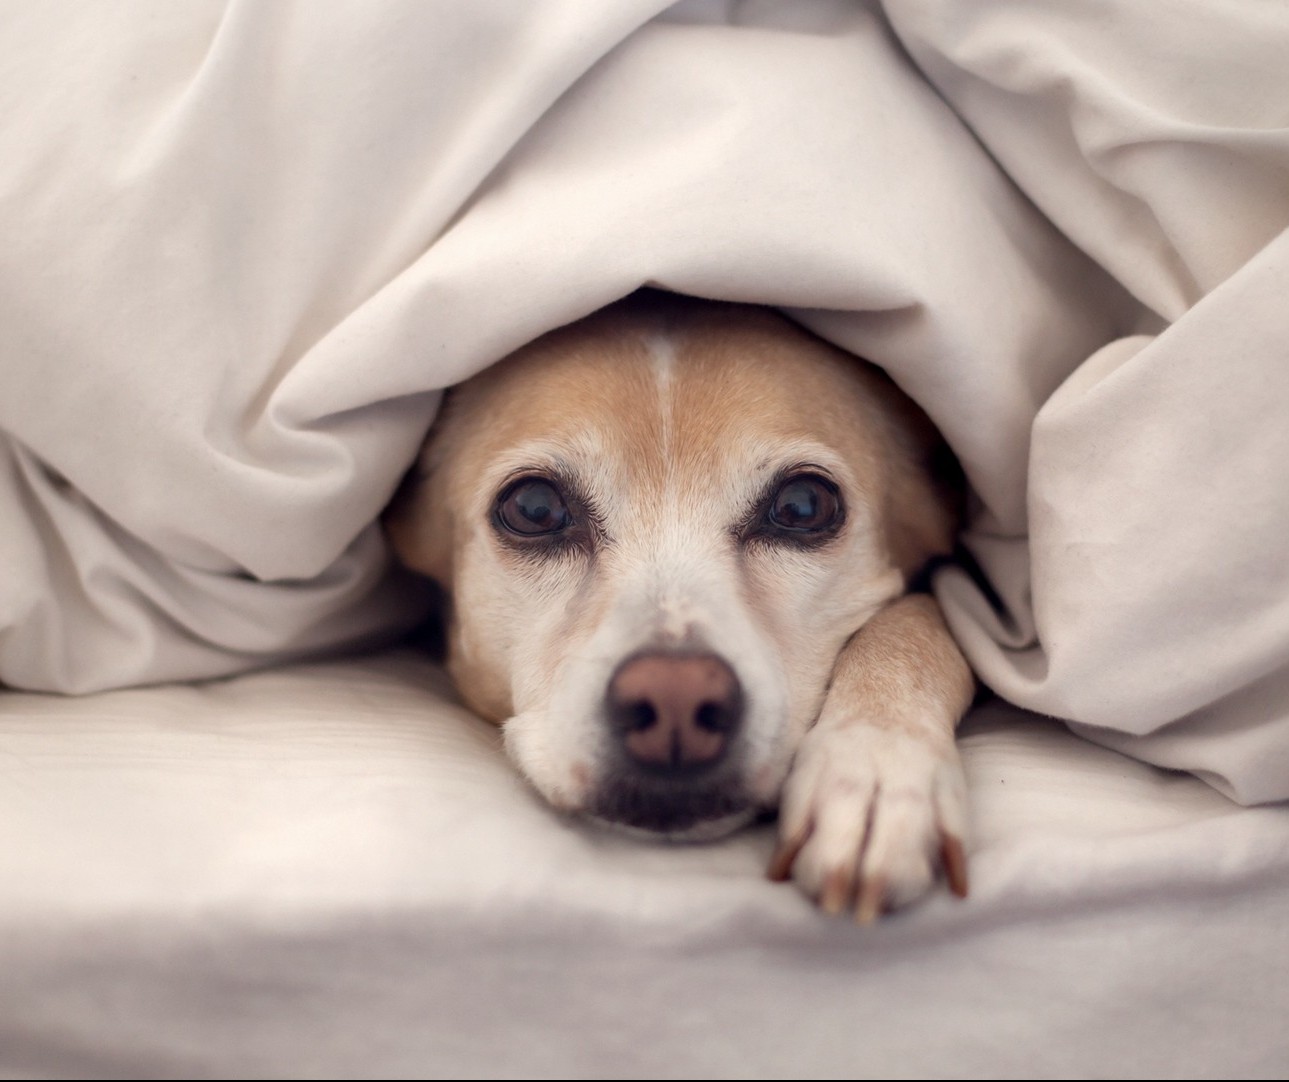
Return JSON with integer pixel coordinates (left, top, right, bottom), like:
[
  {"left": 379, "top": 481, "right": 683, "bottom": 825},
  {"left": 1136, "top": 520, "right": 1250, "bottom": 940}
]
[
  {"left": 940, "top": 833, "right": 969, "bottom": 898},
  {"left": 819, "top": 868, "right": 852, "bottom": 915},
  {"left": 767, "top": 820, "right": 812, "bottom": 882},
  {"left": 854, "top": 874, "right": 887, "bottom": 924}
]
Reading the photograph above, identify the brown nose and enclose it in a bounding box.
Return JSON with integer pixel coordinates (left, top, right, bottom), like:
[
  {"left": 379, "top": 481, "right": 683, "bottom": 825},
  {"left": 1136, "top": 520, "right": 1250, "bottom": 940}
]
[{"left": 606, "top": 652, "right": 743, "bottom": 773}]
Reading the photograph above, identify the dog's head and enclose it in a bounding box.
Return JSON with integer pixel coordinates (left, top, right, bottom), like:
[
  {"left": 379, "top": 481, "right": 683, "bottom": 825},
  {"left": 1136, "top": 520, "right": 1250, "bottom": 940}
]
[{"left": 387, "top": 293, "right": 958, "bottom": 838}]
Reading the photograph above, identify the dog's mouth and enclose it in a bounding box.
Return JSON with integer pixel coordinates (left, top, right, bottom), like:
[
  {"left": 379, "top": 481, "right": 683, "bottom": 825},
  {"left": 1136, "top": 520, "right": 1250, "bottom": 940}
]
[
  {"left": 578, "top": 646, "right": 764, "bottom": 839},
  {"left": 587, "top": 772, "right": 757, "bottom": 839}
]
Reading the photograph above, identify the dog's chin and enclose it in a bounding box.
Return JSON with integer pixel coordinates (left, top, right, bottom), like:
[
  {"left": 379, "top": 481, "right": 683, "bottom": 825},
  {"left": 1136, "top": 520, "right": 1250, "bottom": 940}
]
[
  {"left": 590, "top": 807, "right": 760, "bottom": 844},
  {"left": 586, "top": 775, "right": 759, "bottom": 842}
]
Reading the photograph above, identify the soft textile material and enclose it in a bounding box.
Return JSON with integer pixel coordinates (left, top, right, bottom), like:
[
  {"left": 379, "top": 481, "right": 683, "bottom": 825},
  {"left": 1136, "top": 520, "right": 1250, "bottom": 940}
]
[
  {"left": 2, "top": 2, "right": 1288, "bottom": 801},
  {"left": 1, "top": 651, "right": 1286, "bottom": 1078}
]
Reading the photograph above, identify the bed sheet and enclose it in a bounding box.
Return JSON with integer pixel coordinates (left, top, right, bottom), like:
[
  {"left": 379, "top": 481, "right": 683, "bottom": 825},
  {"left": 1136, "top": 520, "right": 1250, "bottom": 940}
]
[{"left": 1, "top": 650, "right": 1286, "bottom": 1079}]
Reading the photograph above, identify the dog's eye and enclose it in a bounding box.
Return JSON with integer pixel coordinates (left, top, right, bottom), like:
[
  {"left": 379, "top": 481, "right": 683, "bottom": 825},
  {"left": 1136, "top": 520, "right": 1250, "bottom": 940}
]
[
  {"left": 767, "top": 475, "right": 842, "bottom": 533},
  {"left": 496, "top": 478, "right": 572, "bottom": 536}
]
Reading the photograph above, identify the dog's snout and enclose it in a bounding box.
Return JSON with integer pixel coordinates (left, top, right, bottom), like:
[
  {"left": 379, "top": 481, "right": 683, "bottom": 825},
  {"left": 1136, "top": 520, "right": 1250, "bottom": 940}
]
[{"left": 607, "top": 652, "right": 743, "bottom": 772}]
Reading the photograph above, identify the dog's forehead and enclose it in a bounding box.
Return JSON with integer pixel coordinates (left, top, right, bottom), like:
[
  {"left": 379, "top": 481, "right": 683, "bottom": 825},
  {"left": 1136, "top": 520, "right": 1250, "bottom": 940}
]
[{"left": 442, "top": 301, "right": 887, "bottom": 496}]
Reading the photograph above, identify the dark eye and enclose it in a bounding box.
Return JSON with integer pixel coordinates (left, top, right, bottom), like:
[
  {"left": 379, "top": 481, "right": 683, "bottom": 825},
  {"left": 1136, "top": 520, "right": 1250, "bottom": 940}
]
[
  {"left": 767, "top": 474, "right": 842, "bottom": 533},
  {"left": 495, "top": 477, "right": 572, "bottom": 536}
]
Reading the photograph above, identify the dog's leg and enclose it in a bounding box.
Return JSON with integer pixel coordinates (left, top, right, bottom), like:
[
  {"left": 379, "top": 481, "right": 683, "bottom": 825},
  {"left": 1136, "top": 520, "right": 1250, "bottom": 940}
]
[{"left": 769, "top": 593, "right": 974, "bottom": 921}]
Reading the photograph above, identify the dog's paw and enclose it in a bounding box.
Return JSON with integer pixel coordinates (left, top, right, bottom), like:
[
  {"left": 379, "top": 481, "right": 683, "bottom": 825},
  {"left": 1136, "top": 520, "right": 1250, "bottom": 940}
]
[{"left": 768, "top": 724, "right": 968, "bottom": 921}]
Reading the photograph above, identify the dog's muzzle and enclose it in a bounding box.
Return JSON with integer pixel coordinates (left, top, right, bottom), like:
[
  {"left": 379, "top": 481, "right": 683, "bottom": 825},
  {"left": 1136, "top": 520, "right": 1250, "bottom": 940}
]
[{"left": 592, "top": 650, "right": 752, "bottom": 835}]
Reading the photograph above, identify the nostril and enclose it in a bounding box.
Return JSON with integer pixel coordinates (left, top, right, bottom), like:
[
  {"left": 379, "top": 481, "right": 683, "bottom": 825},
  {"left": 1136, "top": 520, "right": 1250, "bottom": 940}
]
[
  {"left": 695, "top": 701, "right": 735, "bottom": 733},
  {"left": 606, "top": 650, "right": 743, "bottom": 773},
  {"left": 627, "top": 701, "right": 657, "bottom": 732}
]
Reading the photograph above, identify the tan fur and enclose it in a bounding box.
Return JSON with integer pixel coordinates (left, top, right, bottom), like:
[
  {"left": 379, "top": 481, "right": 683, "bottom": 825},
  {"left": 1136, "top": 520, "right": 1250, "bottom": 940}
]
[{"left": 386, "top": 291, "right": 974, "bottom": 917}]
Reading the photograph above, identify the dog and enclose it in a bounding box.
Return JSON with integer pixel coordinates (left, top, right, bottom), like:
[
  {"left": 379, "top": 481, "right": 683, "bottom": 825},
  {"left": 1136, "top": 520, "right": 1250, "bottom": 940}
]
[{"left": 385, "top": 291, "right": 974, "bottom": 920}]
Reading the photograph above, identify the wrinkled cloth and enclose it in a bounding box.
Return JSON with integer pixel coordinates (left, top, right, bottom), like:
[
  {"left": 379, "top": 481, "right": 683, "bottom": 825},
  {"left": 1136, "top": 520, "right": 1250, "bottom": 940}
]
[{"left": 1, "top": 1, "right": 1286, "bottom": 801}]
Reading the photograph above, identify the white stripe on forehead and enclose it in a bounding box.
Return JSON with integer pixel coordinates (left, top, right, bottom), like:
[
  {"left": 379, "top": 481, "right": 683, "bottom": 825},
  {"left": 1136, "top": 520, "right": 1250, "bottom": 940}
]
[
  {"left": 647, "top": 330, "right": 677, "bottom": 386},
  {"left": 647, "top": 330, "right": 677, "bottom": 460}
]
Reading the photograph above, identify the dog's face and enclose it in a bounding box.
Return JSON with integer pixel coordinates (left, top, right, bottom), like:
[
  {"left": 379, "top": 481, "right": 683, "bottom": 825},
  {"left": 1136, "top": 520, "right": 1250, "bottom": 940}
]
[{"left": 387, "top": 295, "right": 955, "bottom": 840}]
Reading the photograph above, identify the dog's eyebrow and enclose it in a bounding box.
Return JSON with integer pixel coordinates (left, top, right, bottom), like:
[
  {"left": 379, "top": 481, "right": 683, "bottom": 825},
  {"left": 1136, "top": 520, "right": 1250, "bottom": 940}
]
[
  {"left": 748, "top": 438, "right": 848, "bottom": 477},
  {"left": 495, "top": 461, "right": 575, "bottom": 491},
  {"left": 782, "top": 461, "right": 840, "bottom": 481},
  {"left": 487, "top": 432, "right": 601, "bottom": 488},
  {"left": 748, "top": 460, "right": 843, "bottom": 491}
]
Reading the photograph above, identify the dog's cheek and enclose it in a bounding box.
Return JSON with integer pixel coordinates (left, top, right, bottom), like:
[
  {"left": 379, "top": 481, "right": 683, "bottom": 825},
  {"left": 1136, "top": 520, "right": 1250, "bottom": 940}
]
[
  {"left": 447, "top": 616, "right": 514, "bottom": 724},
  {"left": 444, "top": 546, "right": 537, "bottom": 723},
  {"left": 456, "top": 552, "right": 602, "bottom": 736},
  {"left": 502, "top": 708, "right": 598, "bottom": 813},
  {"left": 741, "top": 548, "right": 901, "bottom": 741}
]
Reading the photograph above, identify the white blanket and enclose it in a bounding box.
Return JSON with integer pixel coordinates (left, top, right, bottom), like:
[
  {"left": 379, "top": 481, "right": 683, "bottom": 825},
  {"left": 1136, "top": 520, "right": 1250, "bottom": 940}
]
[{"left": 2, "top": 2, "right": 1287, "bottom": 801}]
